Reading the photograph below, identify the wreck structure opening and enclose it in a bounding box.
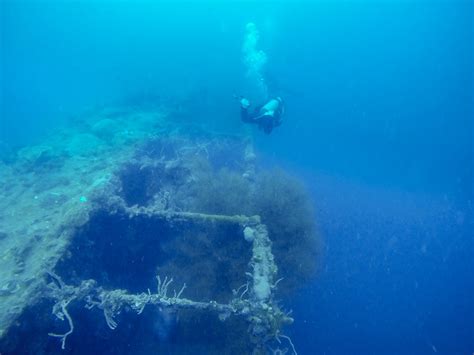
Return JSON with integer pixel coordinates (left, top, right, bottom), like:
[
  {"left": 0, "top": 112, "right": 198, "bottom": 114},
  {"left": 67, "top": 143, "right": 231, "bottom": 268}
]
[{"left": 55, "top": 209, "right": 251, "bottom": 298}]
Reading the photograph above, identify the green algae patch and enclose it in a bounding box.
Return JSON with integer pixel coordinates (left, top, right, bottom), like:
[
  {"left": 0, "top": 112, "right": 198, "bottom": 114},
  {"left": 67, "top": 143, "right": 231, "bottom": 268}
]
[
  {"left": 91, "top": 118, "right": 121, "bottom": 140},
  {"left": 65, "top": 133, "right": 105, "bottom": 156}
]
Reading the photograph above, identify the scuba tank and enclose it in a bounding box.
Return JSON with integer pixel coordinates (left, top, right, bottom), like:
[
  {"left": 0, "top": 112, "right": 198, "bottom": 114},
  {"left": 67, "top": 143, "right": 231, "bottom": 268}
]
[{"left": 260, "top": 97, "right": 283, "bottom": 117}]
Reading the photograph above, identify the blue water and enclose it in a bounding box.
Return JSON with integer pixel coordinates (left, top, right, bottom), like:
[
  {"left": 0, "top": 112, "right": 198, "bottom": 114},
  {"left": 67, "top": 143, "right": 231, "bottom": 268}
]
[{"left": 1, "top": 1, "right": 472, "bottom": 354}]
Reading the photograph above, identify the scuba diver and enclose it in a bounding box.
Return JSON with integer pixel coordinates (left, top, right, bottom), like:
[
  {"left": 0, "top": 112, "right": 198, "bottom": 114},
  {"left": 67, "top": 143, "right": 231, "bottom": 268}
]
[{"left": 238, "top": 96, "right": 284, "bottom": 134}]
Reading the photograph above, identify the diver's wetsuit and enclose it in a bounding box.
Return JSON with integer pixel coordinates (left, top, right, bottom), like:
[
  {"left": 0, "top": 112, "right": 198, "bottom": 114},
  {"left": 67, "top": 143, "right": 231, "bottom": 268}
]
[{"left": 240, "top": 97, "right": 284, "bottom": 134}]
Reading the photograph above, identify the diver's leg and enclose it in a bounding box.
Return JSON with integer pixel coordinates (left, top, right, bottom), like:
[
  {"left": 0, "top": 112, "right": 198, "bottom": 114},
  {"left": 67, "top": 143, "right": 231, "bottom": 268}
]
[
  {"left": 258, "top": 115, "right": 273, "bottom": 134},
  {"left": 263, "top": 125, "right": 273, "bottom": 134}
]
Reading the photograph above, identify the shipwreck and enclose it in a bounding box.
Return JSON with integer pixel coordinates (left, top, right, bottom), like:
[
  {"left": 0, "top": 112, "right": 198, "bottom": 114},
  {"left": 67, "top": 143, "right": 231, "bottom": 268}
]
[{"left": 0, "top": 103, "right": 319, "bottom": 354}]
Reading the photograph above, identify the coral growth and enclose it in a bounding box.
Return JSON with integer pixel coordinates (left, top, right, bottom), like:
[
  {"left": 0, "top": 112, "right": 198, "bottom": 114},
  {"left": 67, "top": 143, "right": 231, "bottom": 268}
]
[{"left": 190, "top": 167, "right": 320, "bottom": 294}]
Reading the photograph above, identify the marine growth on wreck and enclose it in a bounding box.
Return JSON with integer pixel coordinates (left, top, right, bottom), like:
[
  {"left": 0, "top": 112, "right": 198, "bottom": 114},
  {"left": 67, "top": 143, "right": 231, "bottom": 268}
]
[{"left": 0, "top": 103, "right": 320, "bottom": 354}]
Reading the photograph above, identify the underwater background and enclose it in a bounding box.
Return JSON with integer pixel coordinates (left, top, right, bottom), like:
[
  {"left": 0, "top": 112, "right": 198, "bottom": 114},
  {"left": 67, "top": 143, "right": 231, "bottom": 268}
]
[{"left": 1, "top": 0, "right": 472, "bottom": 354}]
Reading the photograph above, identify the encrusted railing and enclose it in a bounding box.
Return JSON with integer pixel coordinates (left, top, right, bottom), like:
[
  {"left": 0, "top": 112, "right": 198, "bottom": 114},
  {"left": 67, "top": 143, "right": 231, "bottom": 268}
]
[{"left": 46, "top": 211, "right": 296, "bottom": 354}]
